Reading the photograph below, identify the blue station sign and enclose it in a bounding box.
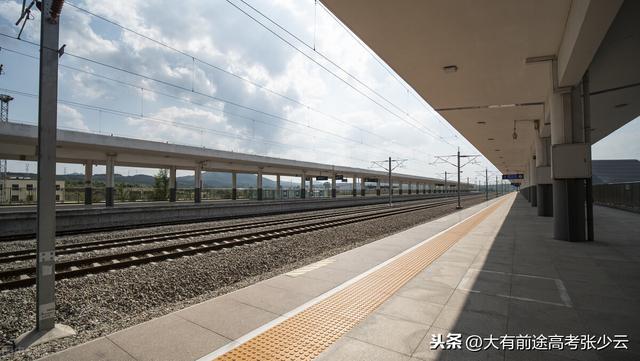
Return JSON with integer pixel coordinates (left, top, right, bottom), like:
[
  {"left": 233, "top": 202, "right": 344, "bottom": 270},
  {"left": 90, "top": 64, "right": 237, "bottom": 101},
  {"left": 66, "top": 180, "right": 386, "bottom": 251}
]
[{"left": 502, "top": 174, "right": 524, "bottom": 180}]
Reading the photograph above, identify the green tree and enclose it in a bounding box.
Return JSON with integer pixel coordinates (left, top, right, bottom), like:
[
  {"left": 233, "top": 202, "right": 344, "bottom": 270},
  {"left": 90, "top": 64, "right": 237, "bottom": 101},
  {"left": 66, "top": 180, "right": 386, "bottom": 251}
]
[{"left": 153, "top": 169, "right": 169, "bottom": 201}]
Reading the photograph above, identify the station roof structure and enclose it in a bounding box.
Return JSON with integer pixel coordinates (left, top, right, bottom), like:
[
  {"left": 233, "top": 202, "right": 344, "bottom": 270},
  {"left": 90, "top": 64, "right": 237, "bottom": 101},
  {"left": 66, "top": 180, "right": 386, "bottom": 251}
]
[{"left": 321, "top": 0, "right": 638, "bottom": 175}]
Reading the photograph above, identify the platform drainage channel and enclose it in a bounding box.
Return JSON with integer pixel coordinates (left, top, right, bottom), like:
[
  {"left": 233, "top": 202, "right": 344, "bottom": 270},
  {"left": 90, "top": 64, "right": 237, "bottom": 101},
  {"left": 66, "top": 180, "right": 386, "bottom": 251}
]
[{"left": 211, "top": 198, "right": 508, "bottom": 361}]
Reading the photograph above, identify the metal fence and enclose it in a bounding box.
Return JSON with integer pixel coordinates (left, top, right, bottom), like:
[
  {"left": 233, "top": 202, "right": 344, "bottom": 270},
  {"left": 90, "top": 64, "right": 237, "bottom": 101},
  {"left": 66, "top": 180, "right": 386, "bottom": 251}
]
[{"left": 593, "top": 182, "right": 640, "bottom": 212}]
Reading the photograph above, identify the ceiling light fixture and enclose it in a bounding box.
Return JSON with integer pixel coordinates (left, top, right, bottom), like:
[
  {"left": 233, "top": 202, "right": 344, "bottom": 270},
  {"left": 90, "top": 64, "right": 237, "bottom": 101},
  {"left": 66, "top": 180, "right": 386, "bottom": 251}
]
[
  {"left": 443, "top": 65, "right": 458, "bottom": 73},
  {"left": 488, "top": 138, "right": 495, "bottom": 141},
  {"left": 477, "top": 121, "right": 486, "bottom": 124}
]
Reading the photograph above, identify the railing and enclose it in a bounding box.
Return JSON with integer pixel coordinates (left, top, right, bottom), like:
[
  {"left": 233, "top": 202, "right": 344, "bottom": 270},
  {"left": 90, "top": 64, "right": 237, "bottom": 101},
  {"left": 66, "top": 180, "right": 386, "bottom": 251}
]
[
  {"left": 593, "top": 182, "right": 640, "bottom": 212},
  {"left": 0, "top": 186, "right": 66, "bottom": 205},
  {"left": 0, "top": 184, "right": 468, "bottom": 206}
]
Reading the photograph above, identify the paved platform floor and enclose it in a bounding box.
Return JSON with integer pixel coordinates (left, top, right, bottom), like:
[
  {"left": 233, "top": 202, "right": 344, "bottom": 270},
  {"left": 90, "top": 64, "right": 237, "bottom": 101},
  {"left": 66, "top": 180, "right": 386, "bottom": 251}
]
[{"left": 40, "top": 194, "right": 639, "bottom": 361}]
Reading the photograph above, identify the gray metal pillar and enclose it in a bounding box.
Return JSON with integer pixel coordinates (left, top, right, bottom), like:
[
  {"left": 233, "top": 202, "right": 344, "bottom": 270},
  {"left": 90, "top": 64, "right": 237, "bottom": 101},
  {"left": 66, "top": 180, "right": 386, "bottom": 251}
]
[
  {"left": 105, "top": 156, "right": 115, "bottom": 207},
  {"left": 231, "top": 172, "right": 237, "bottom": 200},
  {"left": 300, "top": 173, "right": 306, "bottom": 199},
  {"left": 16, "top": 0, "right": 76, "bottom": 347},
  {"left": 399, "top": 182, "right": 403, "bottom": 195},
  {"left": 388, "top": 157, "right": 393, "bottom": 205},
  {"left": 276, "top": 174, "right": 281, "bottom": 200},
  {"left": 194, "top": 166, "right": 201, "bottom": 203},
  {"left": 84, "top": 161, "right": 92, "bottom": 205},
  {"left": 361, "top": 177, "right": 366, "bottom": 196},
  {"left": 257, "top": 169, "right": 263, "bottom": 200},
  {"left": 169, "top": 166, "right": 176, "bottom": 202},
  {"left": 550, "top": 91, "right": 585, "bottom": 241},
  {"left": 485, "top": 169, "right": 488, "bottom": 200},
  {"left": 456, "top": 148, "right": 461, "bottom": 208},
  {"left": 331, "top": 175, "right": 337, "bottom": 198},
  {"left": 376, "top": 179, "right": 381, "bottom": 196}
]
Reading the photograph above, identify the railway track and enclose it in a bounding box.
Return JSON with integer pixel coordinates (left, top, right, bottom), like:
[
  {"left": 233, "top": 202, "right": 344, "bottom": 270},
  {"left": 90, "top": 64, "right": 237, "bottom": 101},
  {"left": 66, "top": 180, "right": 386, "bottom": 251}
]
[
  {"left": 0, "top": 197, "right": 458, "bottom": 264},
  {"left": 0, "top": 194, "right": 460, "bottom": 242},
  {"left": 0, "top": 195, "right": 482, "bottom": 290}
]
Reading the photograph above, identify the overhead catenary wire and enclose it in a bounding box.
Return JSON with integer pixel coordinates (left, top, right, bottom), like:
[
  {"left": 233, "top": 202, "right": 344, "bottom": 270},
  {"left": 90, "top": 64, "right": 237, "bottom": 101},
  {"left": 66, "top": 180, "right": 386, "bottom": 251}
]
[
  {"left": 0, "top": 3, "right": 455, "bottom": 173},
  {"left": 0, "top": 44, "right": 441, "bottom": 166},
  {"left": 223, "top": 0, "right": 448, "bottom": 143},
  {"left": 61, "top": 1, "right": 443, "bottom": 152},
  {"left": 316, "top": 1, "right": 461, "bottom": 143},
  {"left": 0, "top": 87, "right": 377, "bottom": 164},
  {"left": 0, "top": 41, "right": 418, "bottom": 159}
]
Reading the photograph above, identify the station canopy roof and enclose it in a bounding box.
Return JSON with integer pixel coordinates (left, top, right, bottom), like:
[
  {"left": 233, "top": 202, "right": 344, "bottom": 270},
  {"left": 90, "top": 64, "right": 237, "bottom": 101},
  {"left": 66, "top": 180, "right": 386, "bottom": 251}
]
[{"left": 322, "top": 0, "right": 636, "bottom": 175}]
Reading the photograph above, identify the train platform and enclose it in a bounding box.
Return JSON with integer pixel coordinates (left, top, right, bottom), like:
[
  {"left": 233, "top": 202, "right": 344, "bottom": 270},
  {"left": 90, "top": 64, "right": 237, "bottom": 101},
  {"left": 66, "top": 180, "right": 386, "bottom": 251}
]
[{"left": 39, "top": 193, "right": 640, "bottom": 361}]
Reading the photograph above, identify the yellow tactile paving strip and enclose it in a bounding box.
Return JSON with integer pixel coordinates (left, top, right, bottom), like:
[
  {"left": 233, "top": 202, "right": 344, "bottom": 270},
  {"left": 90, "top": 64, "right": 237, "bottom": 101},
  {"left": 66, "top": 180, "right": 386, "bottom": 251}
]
[{"left": 215, "top": 198, "right": 508, "bottom": 361}]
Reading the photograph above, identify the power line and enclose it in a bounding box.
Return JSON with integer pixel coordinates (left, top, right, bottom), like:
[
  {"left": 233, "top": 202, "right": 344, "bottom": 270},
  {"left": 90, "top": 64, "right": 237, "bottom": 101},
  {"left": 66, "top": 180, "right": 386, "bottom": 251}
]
[
  {"left": 1, "top": 87, "right": 380, "bottom": 164},
  {"left": 0, "top": 41, "right": 426, "bottom": 162},
  {"left": 1, "top": 44, "right": 398, "bottom": 155},
  {"left": 220, "top": 0, "right": 448, "bottom": 142},
  {"left": 233, "top": 0, "right": 445, "bottom": 140},
  {"left": 0, "top": 39, "right": 445, "bottom": 170},
  {"left": 316, "top": 1, "right": 460, "bottom": 143},
  {"left": 62, "top": 1, "right": 442, "bottom": 153}
]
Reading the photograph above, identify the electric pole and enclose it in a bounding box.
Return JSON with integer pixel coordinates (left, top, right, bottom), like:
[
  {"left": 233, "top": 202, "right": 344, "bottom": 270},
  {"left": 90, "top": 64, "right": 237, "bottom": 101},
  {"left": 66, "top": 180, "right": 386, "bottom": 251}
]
[
  {"left": 371, "top": 157, "right": 407, "bottom": 206},
  {"left": 485, "top": 168, "right": 488, "bottom": 200},
  {"left": 0, "top": 94, "right": 13, "bottom": 204},
  {"left": 432, "top": 148, "right": 480, "bottom": 209},
  {"left": 14, "top": 0, "right": 75, "bottom": 348},
  {"left": 444, "top": 171, "right": 447, "bottom": 193}
]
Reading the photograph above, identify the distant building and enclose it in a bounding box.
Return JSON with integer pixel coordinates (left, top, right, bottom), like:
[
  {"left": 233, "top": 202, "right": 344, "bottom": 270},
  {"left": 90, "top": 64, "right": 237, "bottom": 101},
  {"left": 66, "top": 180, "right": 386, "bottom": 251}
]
[
  {"left": 0, "top": 177, "right": 65, "bottom": 204},
  {"left": 592, "top": 159, "right": 640, "bottom": 184}
]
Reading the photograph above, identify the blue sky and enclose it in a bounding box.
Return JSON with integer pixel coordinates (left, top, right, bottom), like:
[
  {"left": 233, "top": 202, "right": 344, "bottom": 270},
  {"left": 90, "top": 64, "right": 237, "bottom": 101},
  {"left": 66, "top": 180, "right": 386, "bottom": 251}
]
[{"left": 0, "top": 0, "right": 636, "bottom": 179}]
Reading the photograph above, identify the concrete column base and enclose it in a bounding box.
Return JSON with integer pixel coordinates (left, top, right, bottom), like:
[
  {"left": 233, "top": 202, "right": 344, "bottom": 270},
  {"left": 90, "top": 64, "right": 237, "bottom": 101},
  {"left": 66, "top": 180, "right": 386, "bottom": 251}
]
[
  {"left": 352, "top": 189, "right": 356, "bottom": 197},
  {"left": 537, "top": 184, "right": 553, "bottom": 217},
  {"left": 15, "top": 324, "right": 76, "bottom": 349},
  {"left": 194, "top": 188, "right": 201, "bottom": 203},
  {"left": 361, "top": 189, "right": 365, "bottom": 197},
  {"left": 300, "top": 189, "right": 306, "bottom": 199},
  {"left": 84, "top": 187, "right": 92, "bottom": 205},
  {"left": 531, "top": 186, "right": 538, "bottom": 207},
  {"left": 169, "top": 188, "right": 176, "bottom": 202},
  {"left": 553, "top": 179, "right": 586, "bottom": 241},
  {"left": 376, "top": 189, "right": 381, "bottom": 196},
  {"left": 332, "top": 188, "right": 336, "bottom": 198},
  {"left": 232, "top": 188, "right": 237, "bottom": 200},
  {"left": 105, "top": 187, "right": 114, "bottom": 207},
  {"left": 257, "top": 188, "right": 263, "bottom": 200},
  {"left": 399, "top": 189, "right": 403, "bottom": 195}
]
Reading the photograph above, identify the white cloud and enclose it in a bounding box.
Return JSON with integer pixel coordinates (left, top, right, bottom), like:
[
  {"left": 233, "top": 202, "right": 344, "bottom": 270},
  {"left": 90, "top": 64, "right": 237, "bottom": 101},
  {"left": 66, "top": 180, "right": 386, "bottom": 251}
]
[
  {"left": 0, "top": 0, "right": 497, "bottom": 177},
  {"left": 58, "top": 104, "right": 90, "bottom": 131}
]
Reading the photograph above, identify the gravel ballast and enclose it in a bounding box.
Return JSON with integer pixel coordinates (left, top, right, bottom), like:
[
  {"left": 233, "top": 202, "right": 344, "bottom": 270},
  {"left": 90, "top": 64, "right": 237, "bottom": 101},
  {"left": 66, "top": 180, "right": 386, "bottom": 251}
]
[{"left": 1, "top": 196, "right": 487, "bottom": 360}]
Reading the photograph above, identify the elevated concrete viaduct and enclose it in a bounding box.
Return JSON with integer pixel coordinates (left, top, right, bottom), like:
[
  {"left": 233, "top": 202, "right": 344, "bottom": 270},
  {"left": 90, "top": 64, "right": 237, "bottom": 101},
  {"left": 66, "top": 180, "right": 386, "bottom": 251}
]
[{"left": 0, "top": 122, "right": 471, "bottom": 206}]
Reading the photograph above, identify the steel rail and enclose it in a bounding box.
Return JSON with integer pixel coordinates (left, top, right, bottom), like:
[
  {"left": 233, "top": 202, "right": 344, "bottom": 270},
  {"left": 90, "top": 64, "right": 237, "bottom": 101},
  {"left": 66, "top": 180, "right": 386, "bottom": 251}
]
[{"left": 0, "top": 195, "right": 483, "bottom": 290}]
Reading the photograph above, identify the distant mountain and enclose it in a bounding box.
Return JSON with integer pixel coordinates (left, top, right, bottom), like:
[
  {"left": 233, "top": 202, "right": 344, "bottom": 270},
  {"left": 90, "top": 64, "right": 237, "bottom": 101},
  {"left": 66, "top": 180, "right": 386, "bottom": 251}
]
[
  {"left": 592, "top": 159, "right": 640, "bottom": 184},
  {"left": 6, "top": 172, "right": 297, "bottom": 188}
]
